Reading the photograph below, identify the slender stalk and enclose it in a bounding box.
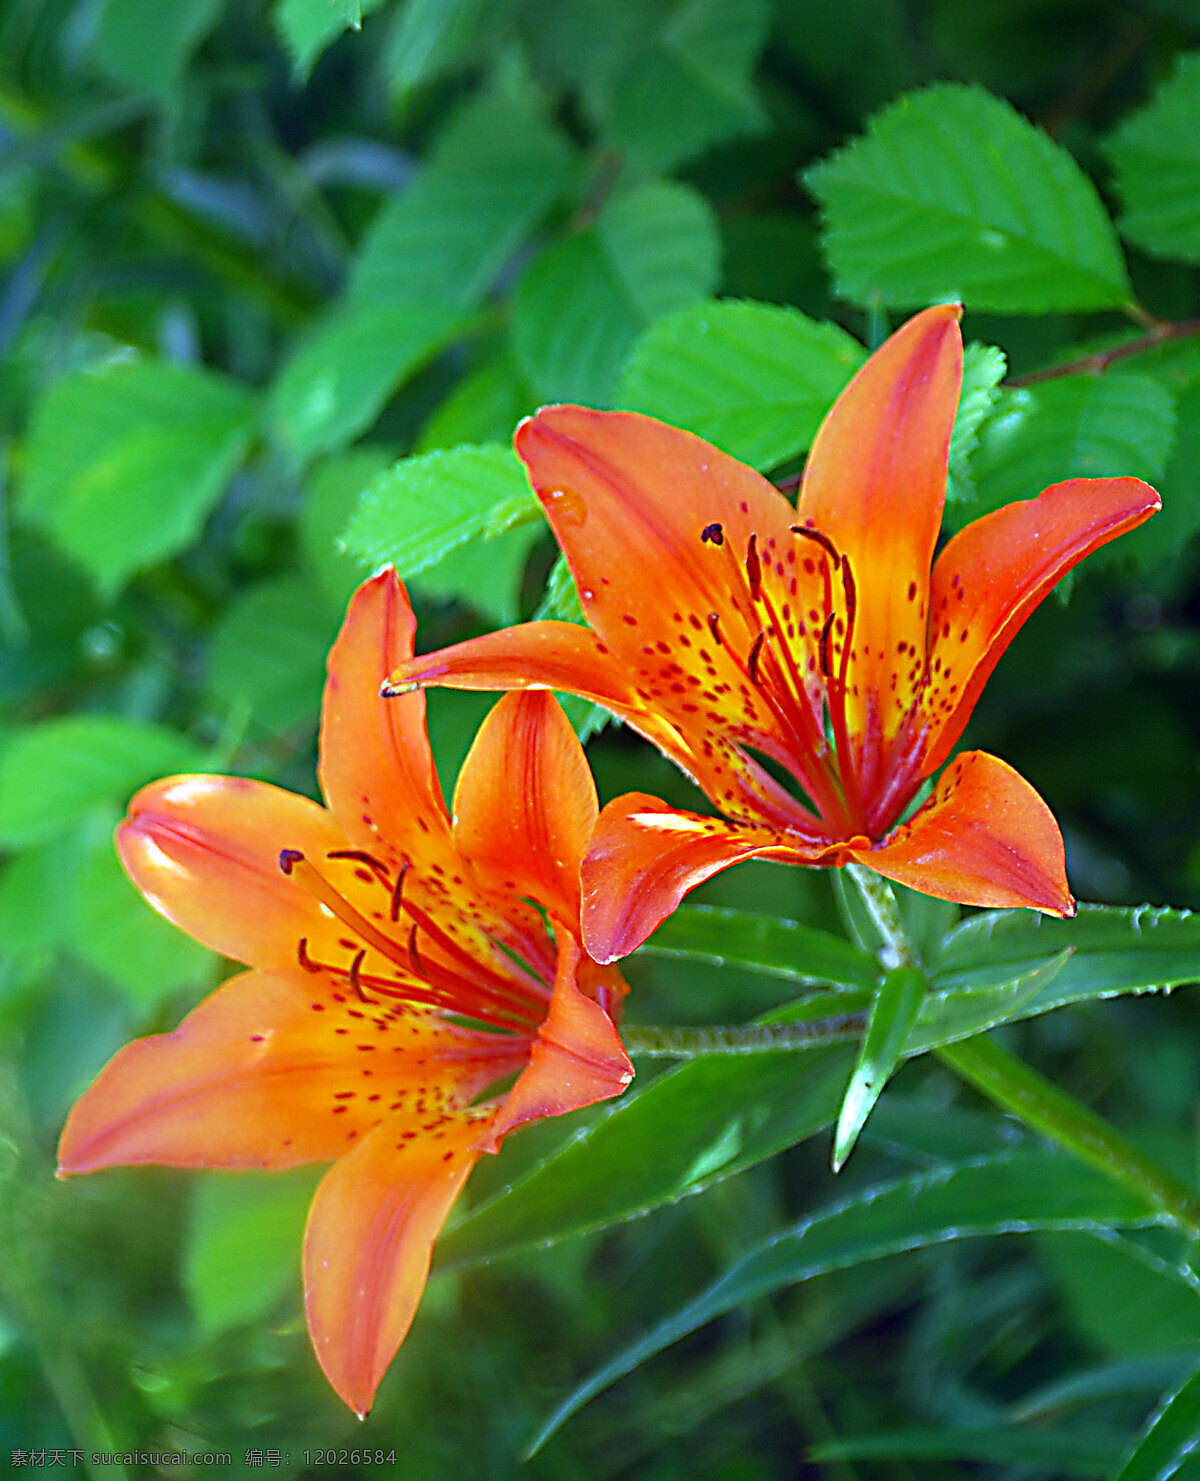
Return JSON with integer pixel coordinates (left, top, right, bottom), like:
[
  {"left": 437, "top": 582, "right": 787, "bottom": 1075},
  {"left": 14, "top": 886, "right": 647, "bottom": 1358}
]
[
  {"left": 622, "top": 1015, "right": 865, "bottom": 1058},
  {"left": 844, "top": 865, "right": 1200, "bottom": 1236}
]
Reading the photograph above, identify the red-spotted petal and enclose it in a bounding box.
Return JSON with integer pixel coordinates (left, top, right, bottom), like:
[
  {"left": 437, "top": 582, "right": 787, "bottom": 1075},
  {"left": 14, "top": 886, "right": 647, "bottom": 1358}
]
[
  {"left": 581, "top": 793, "right": 812, "bottom": 963},
  {"left": 796, "top": 305, "right": 963, "bottom": 743},
  {"left": 482, "top": 929, "right": 632, "bottom": 1150},
  {"left": 319, "top": 568, "right": 452, "bottom": 857},
  {"left": 117, "top": 776, "right": 347, "bottom": 972},
  {"left": 304, "top": 1114, "right": 488, "bottom": 1417},
  {"left": 57, "top": 970, "right": 521, "bottom": 1174},
  {"left": 515, "top": 406, "right": 805, "bottom": 757},
  {"left": 854, "top": 750, "right": 1074, "bottom": 916},
  {"left": 922, "top": 476, "right": 1162, "bottom": 773},
  {"left": 452, "top": 692, "right": 597, "bottom": 923}
]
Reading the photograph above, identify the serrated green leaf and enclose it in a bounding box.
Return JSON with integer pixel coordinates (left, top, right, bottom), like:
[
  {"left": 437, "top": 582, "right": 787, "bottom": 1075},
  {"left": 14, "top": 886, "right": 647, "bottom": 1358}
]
[
  {"left": 18, "top": 360, "right": 256, "bottom": 598},
  {"left": 601, "top": 0, "right": 771, "bottom": 172},
  {"left": 639, "top": 904, "right": 878, "bottom": 991},
  {"left": 805, "top": 83, "right": 1132, "bottom": 312},
  {"left": 619, "top": 299, "right": 865, "bottom": 471},
  {"left": 833, "top": 965, "right": 927, "bottom": 1171},
  {"left": 184, "top": 1170, "right": 319, "bottom": 1336},
  {"left": 270, "top": 300, "right": 465, "bottom": 464},
  {"left": 274, "top": 0, "right": 387, "bottom": 80},
  {"left": 73, "top": 839, "right": 215, "bottom": 1010},
  {"left": 342, "top": 442, "right": 541, "bottom": 578},
  {"left": 948, "top": 341, "right": 1007, "bottom": 502},
  {"left": 525, "top": 1150, "right": 1159, "bottom": 1453},
  {"left": 1112, "top": 1353, "right": 1200, "bottom": 1481},
  {"left": 348, "top": 85, "right": 575, "bottom": 309},
  {"left": 0, "top": 717, "right": 202, "bottom": 848},
  {"left": 966, "top": 372, "right": 1175, "bottom": 528},
  {"left": 94, "top": 0, "right": 222, "bottom": 98},
  {"left": 412, "top": 523, "right": 544, "bottom": 627},
  {"left": 0, "top": 837, "right": 78, "bottom": 954},
  {"left": 385, "top": 0, "right": 490, "bottom": 96},
  {"left": 535, "top": 553, "right": 586, "bottom": 625},
  {"left": 512, "top": 180, "right": 720, "bottom": 405},
  {"left": 1108, "top": 53, "right": 1200, "bottom": 267},
  {"left": 416, "top": 348, "right": 533, "bottom": 453},
  {"left": 1120, "top": 373, "right": 1200, "bottom": 574},
  {"left": 207, "top": 576, "right": 341, "bottom": 735}
]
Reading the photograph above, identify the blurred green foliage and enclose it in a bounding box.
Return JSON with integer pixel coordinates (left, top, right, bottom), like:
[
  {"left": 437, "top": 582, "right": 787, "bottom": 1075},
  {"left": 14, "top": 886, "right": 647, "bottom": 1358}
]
[{"left": 4, "top": 0, "right": 1200, "bottom": 1476}]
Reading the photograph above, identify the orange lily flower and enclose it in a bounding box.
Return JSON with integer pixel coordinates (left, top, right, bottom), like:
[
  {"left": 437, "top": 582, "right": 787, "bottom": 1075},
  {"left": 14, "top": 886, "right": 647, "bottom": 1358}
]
[
  {"left": 384, "top": 306, "right": 1160, "bottom": 961},
  {"left": 58, "top": 569, "right": 632, "bottom": 1418}
]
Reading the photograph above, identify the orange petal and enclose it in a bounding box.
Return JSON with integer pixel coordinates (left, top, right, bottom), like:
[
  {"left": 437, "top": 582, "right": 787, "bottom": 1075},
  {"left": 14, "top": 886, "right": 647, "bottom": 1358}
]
[
  {"left": 855, "top": 750, "right": 1074, "bottom": 916},
  {"left": 57, "top": 970, "right": 517, "bottom": 1173},
  {"left": 922, "top": 475, "right": 1162, "bottom": 773},
  {"left": 117, "top": 775, "right": 347, "bottom": 971},
  {"left": 482, "top": 930, "right": 633, "bottom": 1150},
  {"left": 387, "top": 619, "right": 701, "bottom": 777},
  {"left": 452, "top": 692, "right": 597, "bottom": 923},
  {"left": 515, "top": 406, "right": 802, "bottom": 754},
  {"left": 304, "top": 1114, "right": 487, "bottom": 1417},
  {"left": 796, "top": 305, "right": 963, "bottom": 740},
  {"left": 319, "top": 568, "right": 453, "bottom": 858},
  {"left": 581, "top": 793, "right": 810, "bottom": 963}
]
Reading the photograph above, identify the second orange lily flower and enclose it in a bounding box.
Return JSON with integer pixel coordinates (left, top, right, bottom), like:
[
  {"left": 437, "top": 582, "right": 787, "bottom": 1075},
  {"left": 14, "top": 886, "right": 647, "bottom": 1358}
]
[{"left": 385, "top": 305, "right": 1161, "bottom": 960}]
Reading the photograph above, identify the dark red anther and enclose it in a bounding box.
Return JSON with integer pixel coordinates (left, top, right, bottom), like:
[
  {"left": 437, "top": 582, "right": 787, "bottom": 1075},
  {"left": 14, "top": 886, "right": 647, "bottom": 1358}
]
[
  {"left": 349, "top": 949, "right": 370, "bottom": 1003},
  {"left": 818, "top": 612, "right": 836, "bottom": 678},
  {"left": 747, "top": 630, "right": 766, "bottom": 685},
  {"left": 700, "top": 523, "right": 725, "bottom": 545},
  {"left": 409, "top": 923, "right": 423, "bottom": 975},
  {"left": 279, "top": 848, "right": 304, "bottom": 875},
  {"left": 706, "top": 611, "right": 723, "bottom": 646},
  {"left": 390, "top": 859, "right": 411, "bottom": 923},
  {"left": 745, "top": 533, "right": 762, "bottom": 601},
  {"left": 840, "top": 559, "right": 858, "bottom": 642},
  {"left": 297, "top": 937, "right": 322, "bottom": 973},
  {"left": 790, "top": 526, "right": 840, "bottom": 568}
]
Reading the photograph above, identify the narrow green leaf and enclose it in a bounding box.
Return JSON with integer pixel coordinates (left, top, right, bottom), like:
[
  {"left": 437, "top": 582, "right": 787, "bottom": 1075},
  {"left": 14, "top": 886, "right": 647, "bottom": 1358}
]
[
  {"left": 18, "top": 360, "right": 256, "bottom": 599},
  {"left": 342, "top": 443, "right": 541, "bottom": 579},
  {"left": 184, "top": 1170, "right": 318, "bottom": 1336},
  {"left": 805, "top": 82, "right": 1132, "bottom": 312},
  {"left": 526, "top": 1150, "right": 1159, "bottom": 1454},
  {"left": 207, "top": 576, "right": 341, "bottom": 735},
  {"left": 270, "top": 300, "right": 465, "bottom": 464},
  {"left": 1111, "top": 1352, "right": 1200, "bottom": 1481},
  {"left": 638, "top": 904, "right": 879, "bottom": 991},
  {"left": 274, "top": 0, "right": 387, "bottom": 80},
  {"left": 1107, "top": 53, "right": 1200, "bottom": 267},
  {"left": 0, "top": 717, "right": 201, "bottom": 848},
  {"left": 619, "top": 299, "right": 865, "bottom": 471},
  {"left": 966, "top": 372, "right": 1176, "bottom": 527},
  {"left": 809, "top": 1425, "right": 1120, "bottom": 1474},
  {"left": 909, "top": 948, "right": 1073, "bottom": 1051},
  {"left": 348, "top": 85, "right": 575, "bottom": 309},
  {"left": 512, "top": 180, "right": 720, "bottom": 405},
  {"left": 931, "top": 904, "right": 1200, "bottom": 1014},
  {"left": 94, "top": 0, "right": 222, "bottom": 98},
  {"left": 833, "top": 965, "right": 927, "bottom": 1171}
]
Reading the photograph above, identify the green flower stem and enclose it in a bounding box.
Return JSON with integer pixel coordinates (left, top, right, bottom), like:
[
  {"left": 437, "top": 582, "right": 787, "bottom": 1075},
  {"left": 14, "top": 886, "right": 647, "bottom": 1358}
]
[
  {"left": 621, "top": 1016, "right": 866, "bottom": 1058},
  {"left": 845, "top": 864, "right": 1200, "bottom": 1236},
  {"left": 936, "top": 1034, "right": 1200, "bottom": 1235}
]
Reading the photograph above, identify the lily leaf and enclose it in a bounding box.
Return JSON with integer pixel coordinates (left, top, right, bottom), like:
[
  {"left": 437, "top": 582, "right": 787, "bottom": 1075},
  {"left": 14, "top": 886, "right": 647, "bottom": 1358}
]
[
  {"left": 832, "top": 964, "right": 927, "bottom": 1172},
  {"left": 525, "top": 1149, "right": 1161, "bottom": 1454},
  {"left": 1111, "top": 1351, "right": 1200, "bottom": 1481}
]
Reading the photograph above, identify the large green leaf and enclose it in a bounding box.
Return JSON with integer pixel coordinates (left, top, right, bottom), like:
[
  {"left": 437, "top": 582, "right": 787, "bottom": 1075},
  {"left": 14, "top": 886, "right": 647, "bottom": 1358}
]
[
  {"left": 965, "top": 372, "right": 1176, "bottom": 528},
  {"left": 274, "top": 0, "right": 388, "bottom": 80},
  {"left": 348, "top": 84, "right": 576, "bottom": 309},
  {"left": 512, "top": 180, "right": 720, "bottom": 405},
  {"left": 94, "top": 0, "right": 222, "bottom": 98},
  {"left": 18, "top": 359, "right": 257, "bottom": 598},
  {"left": 270, "top": 300, "right": 465, "bottom": 464},
  {"left": 618, "top": 299, "right": 865, "bottom": 471},
  {"left": 0, "top": 717, "right": 202, "bottom": 848},
  {"left": 1107, "top": 52, "right": 1200, "bottom": 267},
  {"left": 341, "top": 442, "right": 541, "bottom": 579},
  {"left": 525, "top": 1150, "right": 1161, "bottom": 1452},
  {"left": 385, "top": 0, "right": 490, "bottom": 96},
  {"left": 805, "top": 83, "right": 1132, "bottom": 313}
]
